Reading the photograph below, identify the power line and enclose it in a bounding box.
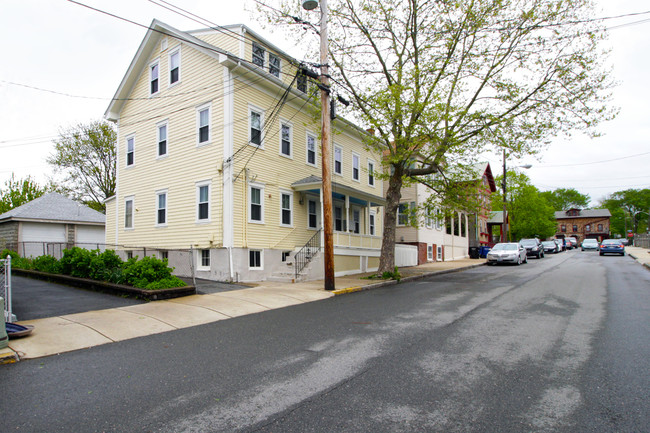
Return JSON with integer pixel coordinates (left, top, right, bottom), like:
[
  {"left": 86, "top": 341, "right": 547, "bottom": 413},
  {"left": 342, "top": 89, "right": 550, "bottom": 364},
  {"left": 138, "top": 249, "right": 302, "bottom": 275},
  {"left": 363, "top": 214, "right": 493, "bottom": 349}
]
[{"left": 537, "top": 151, "right": 650, "bottom": 167}]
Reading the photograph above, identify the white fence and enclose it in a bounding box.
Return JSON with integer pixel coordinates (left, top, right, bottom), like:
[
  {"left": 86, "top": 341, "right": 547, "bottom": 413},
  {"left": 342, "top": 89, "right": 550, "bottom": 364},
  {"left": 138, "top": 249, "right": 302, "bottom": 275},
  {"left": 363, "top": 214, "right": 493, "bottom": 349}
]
[
  {"left": 1, "top": 256, "right": 13, "bottom": 322},
  {"left": 395, "top": 244, "right": 418, "bottom": 267}
]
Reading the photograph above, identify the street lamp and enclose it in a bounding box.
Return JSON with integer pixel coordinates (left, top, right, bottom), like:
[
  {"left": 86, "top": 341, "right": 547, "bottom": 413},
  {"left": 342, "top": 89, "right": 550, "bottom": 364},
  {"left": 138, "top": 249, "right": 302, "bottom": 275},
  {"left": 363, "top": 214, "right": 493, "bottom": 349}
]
[
  {"left": 502, "top": 149, "right": 532, "bottom": 242},
  {"left": 302, "top": 0, "right": 335, "bottom": 290}
]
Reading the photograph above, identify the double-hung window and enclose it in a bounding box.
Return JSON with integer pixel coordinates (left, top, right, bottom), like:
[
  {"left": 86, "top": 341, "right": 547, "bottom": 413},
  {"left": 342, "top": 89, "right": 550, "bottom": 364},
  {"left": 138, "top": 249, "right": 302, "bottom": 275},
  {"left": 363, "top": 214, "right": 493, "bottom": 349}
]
[
  {"left": 352, "top": 153, "right": 360, "bottom": 181},
  {"left": 156, "top": 191, "right": 167, "bottom": 225},
  {"left": 334, "top": 146, "right": 342, "bottom": 175},
  {"left": 297, "top": 72, "right": 307, "bottom": 93},
  {"left": 308, "top": 200, "right": 318, "bottom": 228},
  {"left": 280, "top": 122, "right": 291, "bottom": 157},
  {"left": 352, "top": 209, "right": 360, "bottom": 234},
  {"left": 306, "top": 133, "right": 316, "bottom": 166},
  {"left": 197, "top": 104, "right": 210, "bottom": 145},
  {"left": 157, "top": 122, "right": 167, "bottom": 157},
  {"left": 197, "top": 182, "right": 210, "bottom": 222},
  {"left": 368, "top": 160, "right": 375, "bottom": 186},
  {"left": 150, "top": 60, "right": 159, "bottom": 95},
  {"left": 269, "top": 53, "right": 280, "bottom": 77},
  {"left": 250, "top": 108, "right": 263, "bottom": 147},
  {"left": 369, "top": 212, "right": 376, "bottom": 235},
  {"left": 252, "top": 42, "right": 265, "bottom": 68},
  {"left": 598, "top": 224, "right": 603, "bottom": 231},
  {"left": 124, "top": 197, "right": 134, "bottom": 229},
  {"left": 169, "top": 48, "right": 180, "bottom": 85},
  {"left": 249, "top": 183, "right": 264, "bottom": 223},
  {"left": 280, "top": 191, "right": 292, "bottom": 226},
  {"left": 334, "top": 206, "right": 345, "bottom": 232},
  {"left": 126, "top": 135, "right": 135, "bottom": 166},
  {"left": 398, "top": 203, "right": 409, "bottom": 226},
  {"left": 427, "top": 245, "right": 434, "bottom": 261}
]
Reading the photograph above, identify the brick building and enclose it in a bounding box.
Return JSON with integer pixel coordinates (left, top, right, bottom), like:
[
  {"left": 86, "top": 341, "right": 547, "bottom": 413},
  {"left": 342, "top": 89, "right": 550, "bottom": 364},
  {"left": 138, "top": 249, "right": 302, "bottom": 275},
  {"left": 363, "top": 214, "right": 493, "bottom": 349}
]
[{"left": 554, "top": 208, "right": 611, "bottom": 243}]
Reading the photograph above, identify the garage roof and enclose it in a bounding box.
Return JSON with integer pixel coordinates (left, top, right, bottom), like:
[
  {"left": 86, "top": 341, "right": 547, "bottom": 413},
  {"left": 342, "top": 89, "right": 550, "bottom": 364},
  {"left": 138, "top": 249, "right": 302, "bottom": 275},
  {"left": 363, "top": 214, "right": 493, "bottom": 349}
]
[{"left": 0, "top": 193, "right": 105, "bottom": 225}]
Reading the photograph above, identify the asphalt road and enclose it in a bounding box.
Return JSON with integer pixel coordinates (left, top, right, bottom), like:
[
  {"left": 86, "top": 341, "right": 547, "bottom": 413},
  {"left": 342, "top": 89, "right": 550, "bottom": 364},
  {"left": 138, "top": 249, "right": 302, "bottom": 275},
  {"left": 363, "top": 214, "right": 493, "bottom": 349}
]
[{"left": 1, "top": 249, "right": 648, "bottom": 432}]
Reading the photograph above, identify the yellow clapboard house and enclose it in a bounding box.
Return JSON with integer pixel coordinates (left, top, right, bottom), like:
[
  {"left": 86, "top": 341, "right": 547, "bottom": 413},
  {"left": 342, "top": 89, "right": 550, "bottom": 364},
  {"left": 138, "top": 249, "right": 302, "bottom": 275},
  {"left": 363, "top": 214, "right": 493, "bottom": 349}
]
[{"left": 104, "top": 20, "right": 385, "bottom": 282}]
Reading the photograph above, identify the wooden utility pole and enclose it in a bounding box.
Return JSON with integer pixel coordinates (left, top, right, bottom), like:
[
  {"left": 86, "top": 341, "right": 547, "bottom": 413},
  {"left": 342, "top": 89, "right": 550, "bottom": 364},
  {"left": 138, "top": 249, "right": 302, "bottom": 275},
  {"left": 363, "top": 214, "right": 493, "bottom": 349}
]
[{"left": 305, "top": 0, "right": 335, "bottom": 290}]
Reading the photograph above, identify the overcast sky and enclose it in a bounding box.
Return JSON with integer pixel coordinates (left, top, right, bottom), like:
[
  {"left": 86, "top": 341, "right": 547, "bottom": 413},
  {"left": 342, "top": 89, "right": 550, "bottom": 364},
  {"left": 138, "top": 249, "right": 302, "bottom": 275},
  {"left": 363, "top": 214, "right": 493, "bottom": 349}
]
[{"left": 1, "top": 0, "right": 648, "bottom": 207}]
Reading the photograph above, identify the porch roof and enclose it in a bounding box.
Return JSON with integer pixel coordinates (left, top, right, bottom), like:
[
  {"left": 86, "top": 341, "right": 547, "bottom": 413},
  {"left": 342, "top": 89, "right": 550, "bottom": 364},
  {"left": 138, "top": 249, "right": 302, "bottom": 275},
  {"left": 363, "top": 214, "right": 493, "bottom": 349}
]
[{"left": 292, "top": 176, "right": 386, "bottom": 207}]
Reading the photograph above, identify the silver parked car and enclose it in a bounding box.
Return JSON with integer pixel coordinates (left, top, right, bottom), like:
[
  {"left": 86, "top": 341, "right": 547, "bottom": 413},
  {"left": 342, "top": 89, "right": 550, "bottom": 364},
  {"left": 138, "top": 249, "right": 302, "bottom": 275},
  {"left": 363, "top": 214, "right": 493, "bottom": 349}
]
[
  {"left": 581, "top": 238, "right": 599, "bottom": 251},
  {"left": 487, "top": 242, "right": 528, "bottom": 265}
]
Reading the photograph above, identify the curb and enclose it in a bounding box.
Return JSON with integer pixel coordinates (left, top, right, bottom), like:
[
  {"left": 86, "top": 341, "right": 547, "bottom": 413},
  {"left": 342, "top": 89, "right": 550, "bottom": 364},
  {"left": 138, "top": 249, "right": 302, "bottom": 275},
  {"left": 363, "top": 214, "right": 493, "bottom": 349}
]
[
  {"left": 0, "top": 347, "right": 19, "bottom": 364},
  {"left": 333, "top": 262, "right": 486, "bottom": 296}
]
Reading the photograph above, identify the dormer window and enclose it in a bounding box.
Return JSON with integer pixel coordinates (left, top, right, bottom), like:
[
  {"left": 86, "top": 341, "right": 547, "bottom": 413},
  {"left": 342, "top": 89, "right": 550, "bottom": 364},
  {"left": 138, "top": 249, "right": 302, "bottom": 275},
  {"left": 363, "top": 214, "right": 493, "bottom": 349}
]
[
  {"left": 297, "top": 73, "right": 307, "bottom": 92},
  {"left": 252, "top": 42, "right": 265, "bottom": 68}
]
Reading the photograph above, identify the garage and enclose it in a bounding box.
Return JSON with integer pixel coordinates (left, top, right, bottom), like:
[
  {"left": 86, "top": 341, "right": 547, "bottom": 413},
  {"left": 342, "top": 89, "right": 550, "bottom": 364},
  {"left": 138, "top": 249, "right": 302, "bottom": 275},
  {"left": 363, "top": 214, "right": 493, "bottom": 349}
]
[
  {"left": 76, "top": 225, "right": 106, "bottom": 250},
  {"left": 20, "top": 221, "right": 66, "bottom": 257}
]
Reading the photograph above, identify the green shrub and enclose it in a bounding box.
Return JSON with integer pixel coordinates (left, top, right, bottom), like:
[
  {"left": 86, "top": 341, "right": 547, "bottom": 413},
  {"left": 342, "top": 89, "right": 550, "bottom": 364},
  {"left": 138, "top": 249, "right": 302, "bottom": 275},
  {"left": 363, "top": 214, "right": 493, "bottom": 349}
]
[
  {"left": 89, "top": 250, "right": 124, "bottom": 283},
  {"left": 121, "top": 256, "right": 181, "bottom": 288},
  {"left": 31, "top": 255, "right": 62, "bottom": 274},
  {"left": 59, "top": 247, "right": 94, "bottom": 278},
  {"left": 1, "top": 249, "right": 32, "bottom": 269},
  {"left": 144, "top": 276, "right": 187, "bottom": 290}
]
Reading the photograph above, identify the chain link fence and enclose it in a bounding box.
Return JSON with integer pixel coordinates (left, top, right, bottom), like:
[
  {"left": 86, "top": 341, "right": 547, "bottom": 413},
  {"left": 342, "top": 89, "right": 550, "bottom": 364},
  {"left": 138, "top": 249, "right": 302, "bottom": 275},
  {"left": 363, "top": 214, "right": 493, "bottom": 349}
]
[
  {"left": 634, "top": 234, "right": 650, "bottom": 249},
  {"left": 0, "top": 241, "right": 198, "bottom": 287}
]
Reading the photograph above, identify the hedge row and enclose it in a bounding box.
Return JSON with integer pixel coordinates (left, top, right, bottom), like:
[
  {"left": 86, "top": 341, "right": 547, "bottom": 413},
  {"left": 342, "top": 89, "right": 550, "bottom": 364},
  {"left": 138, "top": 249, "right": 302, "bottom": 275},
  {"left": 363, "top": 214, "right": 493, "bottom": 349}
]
[{"left": 2, "top": 247, "right": 186, "bottom": 290}]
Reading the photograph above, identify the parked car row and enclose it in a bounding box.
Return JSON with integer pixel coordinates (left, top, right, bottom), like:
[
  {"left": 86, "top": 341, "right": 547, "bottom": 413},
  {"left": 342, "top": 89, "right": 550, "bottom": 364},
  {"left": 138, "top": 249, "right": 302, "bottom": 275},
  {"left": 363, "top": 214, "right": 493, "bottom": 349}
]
[{"left": 487, "top": 236, "right": 627, "bottom": 266}]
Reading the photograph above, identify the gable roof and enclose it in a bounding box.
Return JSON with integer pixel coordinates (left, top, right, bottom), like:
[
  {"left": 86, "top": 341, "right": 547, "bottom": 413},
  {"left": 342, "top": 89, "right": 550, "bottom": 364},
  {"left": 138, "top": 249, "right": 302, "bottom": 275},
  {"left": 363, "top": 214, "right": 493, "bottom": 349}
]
[
  {"left": 105, "top": 19, "right": 230, "bottom": 121},
  {"left": 472, "top": 162, "right": 497, "bottom": 192},
  {"left": 554, "top": 209, "right": 611, "bottom": 219},
  {"left": 0, "top": 193, "right": 105, "bottom": 225}
]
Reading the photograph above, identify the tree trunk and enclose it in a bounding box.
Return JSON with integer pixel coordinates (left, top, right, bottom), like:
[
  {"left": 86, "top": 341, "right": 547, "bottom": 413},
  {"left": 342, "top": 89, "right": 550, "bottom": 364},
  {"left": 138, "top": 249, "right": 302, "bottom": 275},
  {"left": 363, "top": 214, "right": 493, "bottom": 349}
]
[{"left": 378, "top": 169, "right": 404, "bottom": 273}]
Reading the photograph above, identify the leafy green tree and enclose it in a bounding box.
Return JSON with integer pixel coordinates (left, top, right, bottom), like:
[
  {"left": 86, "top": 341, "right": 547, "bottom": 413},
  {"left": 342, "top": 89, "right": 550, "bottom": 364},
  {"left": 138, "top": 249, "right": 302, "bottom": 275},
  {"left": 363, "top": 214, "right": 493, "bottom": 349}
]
[
  {"left": 540, "top": 188, "right": 591, "bottom": 211},
  {"left": 48, "top": 120, "right": 116, "bottom": 213},
  {"left": 260, "top": 0, "right": 615, "bottom": 271},
  {"left": 600, "top": 189, "right": 650, "bottom": 236},
  {"left": 0, "top": 173, "right": 49, "bottom": 214},
  {"left": 491, "top": 171, "right": 555, "bottom": 240}
]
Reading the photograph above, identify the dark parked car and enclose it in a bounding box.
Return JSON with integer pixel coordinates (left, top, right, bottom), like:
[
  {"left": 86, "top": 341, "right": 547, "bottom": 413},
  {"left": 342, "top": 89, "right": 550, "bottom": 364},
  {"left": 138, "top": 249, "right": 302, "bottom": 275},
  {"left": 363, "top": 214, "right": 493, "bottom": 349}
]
[
  {"left": 487, "top": 243, "right": 528, "bottom": 265},
  {"left": 542, "top": 240, "right": 559, "bottom": 253},
  {"left": 519, "top": 238, "right": 545, "bottom": 259},
  {"left": 599, "top": 239, "right": 625, "bottom": 256}
]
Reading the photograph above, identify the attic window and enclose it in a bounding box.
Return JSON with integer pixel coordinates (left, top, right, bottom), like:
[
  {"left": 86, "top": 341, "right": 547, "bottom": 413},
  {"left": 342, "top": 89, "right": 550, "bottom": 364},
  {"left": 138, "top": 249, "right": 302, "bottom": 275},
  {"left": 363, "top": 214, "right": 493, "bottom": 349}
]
[
  {"left": 161, "top": 38, "right": 168, "bottom": 51},
  {"left": 252, "top": 42, "right": 265, "bottom": 68},
  {"left": 269, "top": 53, "right": 280, "bottom": 77},
  {"left": 297, "top": 73, "right": 307, "bottom": 92},
  {"left": 150, "top": 61, "right": 159, "bottom": 95}
]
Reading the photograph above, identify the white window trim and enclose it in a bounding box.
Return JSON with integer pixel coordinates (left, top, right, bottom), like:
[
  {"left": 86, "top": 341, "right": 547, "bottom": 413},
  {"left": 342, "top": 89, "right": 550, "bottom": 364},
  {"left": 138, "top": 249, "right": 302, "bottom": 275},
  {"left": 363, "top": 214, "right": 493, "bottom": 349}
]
[
  {"left": 306, "top": 131, "right": 317, "bottom": 167},
  {"left": 196, "top": 102, "right": 211, "bottom": 147},
  {"left": 369, "top": 210, "right": 376, "bottom": 236},
  {"left": 155, "top": 189, "right": 168, "bottom": 227},
  {"left": 196, "top": 180, "right": 211, "bottom": 223},
  {"left": 168, "top": 46, "right": 181, "bottom": 87},
  {"left": 124, "top": 196, "right": 134, "bottom": 230},
  {"left": 427, "top": 245, "right": 434, "bottom": 261},
  {"left": 252, "top": 42, "right": 265, "bottom": 68},
  {"left": 279, "top": 119, "right": 293, "bottom": 159},
  {"left": 367, "top": 159, "right": 376, "bottom": 187},
  {"left": 249, "top": 249, "right": 264, "bottom": 270},
  {"left": 352, "top": 152, "right": 360, "bottom": 182},
  {"left": 249, "top": 182, "right": 265, "bottom": 224},
  {"left": 149, "top": 58, "right": 160, "bottom": 96},
  {"left": 437, "top": 245, "right": 443, "bottom": 261},
  {"left": 197, "top": 249, "right": 210, "bottom": 271},
  {"left": 397, "top": 203, "right": 408, "bottom": 227},
  {"left": 156, "top": 120, "right": 168, "bottom": 159},
  {"left": 268, "top": 52, "right": 281, "bottom": 78},
  {"left": 279, "top": 189, "right": 293, "bottom": 228},
  {"left": 307, "top": 198, "right": 319, "bottom": 229},
  {"left": 334, "top": 144, "right": 343, "bottom": 176},
  {"left": 125, "top": 134, "right": 135, "bottom": 167},
  {"left": 249, "top": 104, "right": 265, "bottom": 149},
  {"left": 160, "top": 38, "right": 168, "bottom": 52}
]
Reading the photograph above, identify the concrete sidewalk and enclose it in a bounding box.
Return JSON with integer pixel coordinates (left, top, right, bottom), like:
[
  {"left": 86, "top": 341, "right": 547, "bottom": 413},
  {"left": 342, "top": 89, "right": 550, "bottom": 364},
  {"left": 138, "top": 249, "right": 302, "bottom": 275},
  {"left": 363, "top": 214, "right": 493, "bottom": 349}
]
[
  {"left": 1, "top": 258, "right": 485, "bottom": 362},
  {"left": 627, "top": 246, "right": 650, "bottom": 269}
]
